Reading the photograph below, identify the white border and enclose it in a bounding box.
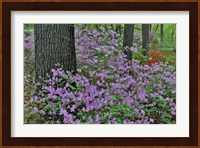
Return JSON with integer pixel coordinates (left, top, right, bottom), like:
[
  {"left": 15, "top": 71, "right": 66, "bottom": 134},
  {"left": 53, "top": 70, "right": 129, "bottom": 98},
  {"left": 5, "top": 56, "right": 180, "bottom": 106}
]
[{"left": 11, "top": 11, "right": 189, "bottom": 137}]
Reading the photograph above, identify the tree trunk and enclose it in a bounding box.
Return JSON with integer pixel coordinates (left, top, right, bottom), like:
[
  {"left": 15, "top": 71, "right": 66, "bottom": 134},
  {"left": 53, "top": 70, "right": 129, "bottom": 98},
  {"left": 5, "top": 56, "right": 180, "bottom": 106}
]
[
  {"left": 115, "top": 25, "right": 119, "bottom": 33},
  {"left": 123, "top": 24, "right": 134, "bottom": 62},
  {"left": 160, "top": 24, "right": 164, "bottom": 47},
  {"left": 171, "top": 25, "right": 175, "bottom": 43},
  {"left": 119, "top": 25, "right": 122, "bottom": 36},
  {"left": 142, "top": 24, "right": 149, "bottom": 56},
  {"left": 34, "top": 24, "right": 77, "bottom": 80}
]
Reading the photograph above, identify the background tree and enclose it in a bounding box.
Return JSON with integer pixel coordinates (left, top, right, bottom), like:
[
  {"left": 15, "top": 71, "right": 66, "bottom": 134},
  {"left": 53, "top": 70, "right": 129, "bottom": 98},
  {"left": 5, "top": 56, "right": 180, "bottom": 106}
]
[
  {"left": 142, "top": 24, "right": 149, "bottom": 56},
  {"left": 34, "top": 24, "right": 77, "bottom": 80},
  {"left": 150, "top": 24, "right": 152, "bottom": 32},
  {"left": 160, "top": 24, "right": 164, "bottom": 47},
  {"left": 115, "top": 24, "right": 122, "bottom": 36},
  {"left": 118, "top": 25, "right": 122, "bottom": 36},
  {"left": 123, "top": 24, "right": 134, "bottom": 62}
]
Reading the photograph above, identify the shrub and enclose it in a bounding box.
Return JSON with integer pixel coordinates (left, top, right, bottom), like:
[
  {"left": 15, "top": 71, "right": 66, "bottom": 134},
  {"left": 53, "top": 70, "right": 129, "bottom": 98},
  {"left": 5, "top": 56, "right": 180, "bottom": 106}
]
[
  {"left": 30, "top": 62, "right": 176, "bottom": 124},
  {"left": 162, "top": 50, "right": 176, "bottom": 66},
  {"left": 132, "top": 51, "right": 148, "bottom": 64},
  {"left": 147, "top": 49, "right": 166, "bottom": 65}
]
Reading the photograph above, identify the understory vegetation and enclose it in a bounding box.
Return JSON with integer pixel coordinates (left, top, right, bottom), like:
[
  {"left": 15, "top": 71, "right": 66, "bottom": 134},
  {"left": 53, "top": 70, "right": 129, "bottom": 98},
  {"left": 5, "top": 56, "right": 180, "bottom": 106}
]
[{"left": 24, "top": 24, "right": 176, "bottom": 124}]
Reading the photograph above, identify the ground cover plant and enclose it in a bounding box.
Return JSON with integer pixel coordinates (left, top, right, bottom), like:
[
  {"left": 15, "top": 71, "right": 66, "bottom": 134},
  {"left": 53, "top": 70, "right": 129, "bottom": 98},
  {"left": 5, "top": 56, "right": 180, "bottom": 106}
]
[{"left": 24, "top": 24, "right": 176, "bottom": 124}]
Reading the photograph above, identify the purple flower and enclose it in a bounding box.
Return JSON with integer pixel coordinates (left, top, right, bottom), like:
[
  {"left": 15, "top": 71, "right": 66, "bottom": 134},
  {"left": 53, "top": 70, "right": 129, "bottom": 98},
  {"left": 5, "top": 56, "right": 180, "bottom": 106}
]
[
  {"left": 60, "top": 108, "right": 67, "bottom": 116},
  {"left": 33, "top": 107, "right": 38, "bottom": 112},
  {"left": 150, "top": 118, "right": 154, "bottom": 123},
  {"left": 70, "top": 105, "right": 76, "bottom": 112},
  {"left": 88, "top": 116, "right": 93, "bottom": 123},
  {"left": 138, "top": 92, "right": 146, "bottom": 101},
  {"left": 135, "top": 120, "right": 142, "bottom": 124},
  {"left": 141, "top": 110, "right": 145, "bottom": 116},
  {"left": 89, "top": 71, "right": 95, "bottom": 77},
  {"left": 95, "top": 114, "right": 100, "bottom": 122}
]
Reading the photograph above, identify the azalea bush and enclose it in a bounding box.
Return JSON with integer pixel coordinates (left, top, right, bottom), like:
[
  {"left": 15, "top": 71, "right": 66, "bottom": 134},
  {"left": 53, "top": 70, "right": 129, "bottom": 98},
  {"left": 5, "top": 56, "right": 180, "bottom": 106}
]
[
  {"left": 25, "top": 25, "right": 176, "bottom": 124},
  {"left": 147, "top": 49, "right": 166, "bottom": 65},
  {"left": 147, "top": 49, "right": 176, "bottom": 66},
  {"left": 30, "top": 61, "right": 176, "bottom": 124}
]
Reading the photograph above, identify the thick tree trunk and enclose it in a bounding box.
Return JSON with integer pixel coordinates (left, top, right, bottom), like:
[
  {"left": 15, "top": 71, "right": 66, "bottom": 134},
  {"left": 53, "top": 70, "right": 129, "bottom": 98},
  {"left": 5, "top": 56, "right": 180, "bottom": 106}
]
[
  {"left": 34, "top": 24, "right": 77, "bottom": 80},
  {"left": 160, "top": 24, "right": 164, "bottom": 47},
  {"left": 142, "top": 24, "right": 149, "bottom": 56},
  {"left": 123, "top": 24, "right": 134, "bottom": 61}
]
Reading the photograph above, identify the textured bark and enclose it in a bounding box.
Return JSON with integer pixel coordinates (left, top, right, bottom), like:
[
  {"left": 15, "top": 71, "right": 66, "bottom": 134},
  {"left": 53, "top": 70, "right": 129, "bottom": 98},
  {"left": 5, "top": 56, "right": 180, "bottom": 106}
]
[
  {"left": 142, "top": 24, "right": 149, "bottom": 56},
  {"left": 123, "top": 24, "right": 134, "bottom": 61},
  {"left": 34, "top": 24, "right": 77, "bottom": 80},
  {"left": 160, "top": 24, "right": 164, "bottom": 47}
]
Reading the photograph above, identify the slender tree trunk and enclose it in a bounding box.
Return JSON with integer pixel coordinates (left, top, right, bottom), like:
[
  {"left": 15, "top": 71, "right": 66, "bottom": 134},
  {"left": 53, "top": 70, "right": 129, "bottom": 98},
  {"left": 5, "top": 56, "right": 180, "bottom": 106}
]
[
  {"left": 160, "top": 24, "right": 164, "bottom": 48},
  {"left": 115, "top": 25, "right": 119, "bottom": 33},
  {"left": 123, "top": 24, "right": 134, "bottom": 62},
  {"left": 142, "top": 24, "right": 149, "bottom": 56},
  {"left": 120, "top": 25, "right": 122, "bottom": 36},
  {"left": 171, "top": 25, "right": 176, "bottom": 51},
  {"left": 34, "top": 24, "right": 77, "bottom": 80},
  {"left": 171, "top": 25, "right": 176, "bottom": 43}
]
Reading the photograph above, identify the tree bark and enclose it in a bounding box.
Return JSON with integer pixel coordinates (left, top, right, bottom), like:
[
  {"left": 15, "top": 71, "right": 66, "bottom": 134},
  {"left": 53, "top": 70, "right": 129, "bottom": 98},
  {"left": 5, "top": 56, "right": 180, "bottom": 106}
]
[
  {"left": 160, "top": 24, "right": 164, "bottom": 47},
  {"left": 123, "top": 24, "right": 134, "bottom": 62},
  {"left": 34, "top": 24, "right": 77, "bottom": 80},
  {"left": 142, "top": 24, "right": 149, "bottom": 56}
]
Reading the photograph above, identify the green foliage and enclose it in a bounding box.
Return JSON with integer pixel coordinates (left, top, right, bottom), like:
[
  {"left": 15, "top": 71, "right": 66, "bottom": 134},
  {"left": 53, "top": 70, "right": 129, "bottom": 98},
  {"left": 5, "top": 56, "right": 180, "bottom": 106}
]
[
  {"left": 161, "top": 50, "right": 176, "bottom": 66},
  {"left": 24, "top": 109, "right": 44, "bottom": 124},
  {"left": 151, "top": 37, "right": 159, "bottom": 46},
  {"left": 155, "top": 24, "right": 176, "bottom": 49},
  {"left": 24, "top": 24, "right": 34, "bottom": 30},
  {"left": 132, "top": 51, "right": 148, "bottom": 64},
  {"left": 99, "top": 104, "right": 133, "bottom": 124}
]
